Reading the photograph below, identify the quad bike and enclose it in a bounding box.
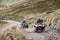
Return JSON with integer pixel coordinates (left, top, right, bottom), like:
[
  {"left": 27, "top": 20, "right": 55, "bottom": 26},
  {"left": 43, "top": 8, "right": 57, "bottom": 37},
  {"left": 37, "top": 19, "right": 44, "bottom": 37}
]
[
  {"left": 34, "top": 24, "right": 45, "bottom": 33},
  {"left": 22, "top": 25, "right": 29, "bottom": 28}
]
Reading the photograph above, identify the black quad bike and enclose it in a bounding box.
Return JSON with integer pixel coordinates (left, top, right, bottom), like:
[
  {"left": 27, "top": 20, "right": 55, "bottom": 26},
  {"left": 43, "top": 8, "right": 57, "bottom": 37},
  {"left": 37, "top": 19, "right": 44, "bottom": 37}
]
[{"left": 34, "top": 24, "right": 45, "bottom": 33}]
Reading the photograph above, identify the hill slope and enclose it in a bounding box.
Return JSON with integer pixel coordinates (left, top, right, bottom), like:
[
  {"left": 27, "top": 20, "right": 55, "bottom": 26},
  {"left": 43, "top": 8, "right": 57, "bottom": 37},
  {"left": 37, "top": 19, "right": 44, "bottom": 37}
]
[{"left": 0, "top": 0, "right": 60, "bottom": 32}]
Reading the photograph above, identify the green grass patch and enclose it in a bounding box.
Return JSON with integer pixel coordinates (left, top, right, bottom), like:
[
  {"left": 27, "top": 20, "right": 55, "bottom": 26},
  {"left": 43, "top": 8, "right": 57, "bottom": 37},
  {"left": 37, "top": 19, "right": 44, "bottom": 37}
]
[{"left": 0, "top": 21, "right": 8, "bottom": 25}]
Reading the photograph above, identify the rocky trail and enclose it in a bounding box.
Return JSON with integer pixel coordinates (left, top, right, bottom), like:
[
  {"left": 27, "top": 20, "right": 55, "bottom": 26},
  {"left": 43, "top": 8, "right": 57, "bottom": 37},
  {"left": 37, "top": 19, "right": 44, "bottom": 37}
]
[{"left": 1, "top": 20, "right": 60, "bottom": 40}]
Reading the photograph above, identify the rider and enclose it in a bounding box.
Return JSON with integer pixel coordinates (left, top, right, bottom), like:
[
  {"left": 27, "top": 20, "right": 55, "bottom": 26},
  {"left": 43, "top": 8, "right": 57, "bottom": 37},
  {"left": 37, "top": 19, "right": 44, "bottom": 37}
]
[
  {"left": 34, "top": 18, "right": 45, "bottom": 32},
  {"left": 21, "top": 20, "right": 29, "bottom": 28},
  {"left": 35, "top": 18, "right": 43, "bottom": 24}
]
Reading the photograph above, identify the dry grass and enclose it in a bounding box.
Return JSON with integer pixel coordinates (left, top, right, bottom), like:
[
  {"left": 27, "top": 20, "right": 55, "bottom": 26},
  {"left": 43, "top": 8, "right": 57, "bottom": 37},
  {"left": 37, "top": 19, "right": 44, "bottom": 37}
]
[
  {"left": 13, "top": 9, "right": 60, "bottom": 31},
  {"left": 0, "top": 24, "right": 25, "bottom": 40},
  {"left": 0, "top": 21, "right": 8, "bottom": 26},
  {"left": 0, "top": 0, "right": 60, "bottom": 33}
]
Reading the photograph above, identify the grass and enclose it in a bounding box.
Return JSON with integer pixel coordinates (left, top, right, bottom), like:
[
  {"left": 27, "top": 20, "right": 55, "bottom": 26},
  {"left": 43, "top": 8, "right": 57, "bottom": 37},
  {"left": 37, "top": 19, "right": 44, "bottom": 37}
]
[
  {"left": 0, "top": 0, "right": 60, "bottom": 40},
  {"left": 46, "top": 10, "right": 54, "bottom": 14},
  {"left": 0, "top": 21, "right": 8, "bottom": 25},
  {"left": 0, "top": 0, "right": 60, "bottom": 32},
  {"left": 0, "top": 26, "right": 25, "bottom": 40},
  {"left": 0, "top": 0, "right": 21, "bottom": 6}
]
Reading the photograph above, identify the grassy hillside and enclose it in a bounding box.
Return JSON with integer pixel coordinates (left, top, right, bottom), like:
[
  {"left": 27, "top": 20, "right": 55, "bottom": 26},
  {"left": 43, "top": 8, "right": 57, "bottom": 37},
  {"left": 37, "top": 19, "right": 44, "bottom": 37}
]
[
  {"left": 0, "top": 0, "right": 60, "bottom": 40},
  {"left": 0, "top": 0, "right": 60, "bottom": 32},
  {"left": 0, "top": 0, "right": 21, "bottom": 6}
]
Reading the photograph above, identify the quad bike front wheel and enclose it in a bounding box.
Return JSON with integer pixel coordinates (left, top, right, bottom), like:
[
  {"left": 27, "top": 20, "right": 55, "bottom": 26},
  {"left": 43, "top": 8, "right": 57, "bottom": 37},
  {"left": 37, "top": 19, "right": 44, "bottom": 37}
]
[{"left": 34, "top": 27, "right": 45, "bottom": 33}]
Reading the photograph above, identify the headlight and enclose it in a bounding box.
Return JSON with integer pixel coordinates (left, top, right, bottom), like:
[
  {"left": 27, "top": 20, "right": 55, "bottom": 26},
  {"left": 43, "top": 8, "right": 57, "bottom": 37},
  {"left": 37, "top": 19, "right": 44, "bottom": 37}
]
[{"left": 35, "top": 25, "right": 37, "bottom": 26}]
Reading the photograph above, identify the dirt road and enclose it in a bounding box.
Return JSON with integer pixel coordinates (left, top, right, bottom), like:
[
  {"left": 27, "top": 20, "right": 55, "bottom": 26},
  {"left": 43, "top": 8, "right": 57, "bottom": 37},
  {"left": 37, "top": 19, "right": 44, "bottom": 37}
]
[{"left": 1, "top": 20, "right": 60, "bottom": 40}]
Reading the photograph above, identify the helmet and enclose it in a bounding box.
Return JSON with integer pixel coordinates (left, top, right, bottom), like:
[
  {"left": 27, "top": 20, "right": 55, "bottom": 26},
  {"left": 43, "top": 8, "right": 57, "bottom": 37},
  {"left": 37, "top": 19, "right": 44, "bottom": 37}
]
[
  {"left": 37, "top": 18, "right": 42, "bottom": 21},
  {"left": 22, "top": 20, "right": 26, "bottom": 23},
  {"left": 36, "top": 18, "right": 43, "bottom": 24}
]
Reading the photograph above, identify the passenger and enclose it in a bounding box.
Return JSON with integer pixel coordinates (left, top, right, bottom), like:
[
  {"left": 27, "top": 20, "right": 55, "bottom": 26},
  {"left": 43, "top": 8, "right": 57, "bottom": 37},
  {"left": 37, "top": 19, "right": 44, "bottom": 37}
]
[
  {"left": 21, "top": 20, "right": 29, "bottom": 28},
  {"left": 35, "top": 18, "right": 43, "bottom": 24}
]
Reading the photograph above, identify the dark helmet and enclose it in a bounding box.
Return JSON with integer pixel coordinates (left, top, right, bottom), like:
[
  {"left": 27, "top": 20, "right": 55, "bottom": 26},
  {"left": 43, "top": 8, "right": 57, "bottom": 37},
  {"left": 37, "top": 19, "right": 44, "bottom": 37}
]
[
  {"left": 22, "top": 20, "right": 26, "bottom": 23},
  {"left": 37, "top": 18, "right": 41, "bottom": 21},
  {"left": 38, "top": 18, "right": 43, "bottom": 21},
  {"left": 36, "top": 18, "right": 43, "bottom": 24}
]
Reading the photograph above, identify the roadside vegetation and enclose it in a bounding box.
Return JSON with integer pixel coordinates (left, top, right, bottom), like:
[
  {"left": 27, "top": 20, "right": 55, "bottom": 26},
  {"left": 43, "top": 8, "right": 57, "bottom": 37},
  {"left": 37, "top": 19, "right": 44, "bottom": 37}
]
[
  {"left": 0, "top": 25, "right": 25, "bottom": 40},
  {"left": 0, "top": 0, "right": 60, "bottom": 40},
  {"left": 0, "top": 0, "right": 60, "bottom": 30},
  {"left": 0, "top": 21, "right": 8, "bottom": 25}
]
